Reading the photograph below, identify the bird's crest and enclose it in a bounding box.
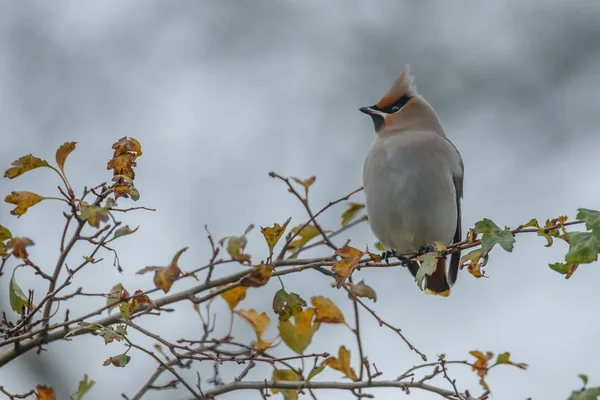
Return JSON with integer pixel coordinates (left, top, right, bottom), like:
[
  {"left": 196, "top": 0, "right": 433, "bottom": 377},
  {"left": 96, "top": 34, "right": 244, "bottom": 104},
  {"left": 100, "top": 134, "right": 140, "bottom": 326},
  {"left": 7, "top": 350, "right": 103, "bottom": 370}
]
[{"left": 376, "top": 65, "right": 418, "bottom": 109}]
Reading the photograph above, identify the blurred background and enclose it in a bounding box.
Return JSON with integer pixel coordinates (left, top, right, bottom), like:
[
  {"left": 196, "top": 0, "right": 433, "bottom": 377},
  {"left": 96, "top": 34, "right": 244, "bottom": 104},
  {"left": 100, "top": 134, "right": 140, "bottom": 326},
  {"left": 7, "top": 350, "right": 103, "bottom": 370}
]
[{"left": 1, "top": 1, "right": 600, "bottom": 399}]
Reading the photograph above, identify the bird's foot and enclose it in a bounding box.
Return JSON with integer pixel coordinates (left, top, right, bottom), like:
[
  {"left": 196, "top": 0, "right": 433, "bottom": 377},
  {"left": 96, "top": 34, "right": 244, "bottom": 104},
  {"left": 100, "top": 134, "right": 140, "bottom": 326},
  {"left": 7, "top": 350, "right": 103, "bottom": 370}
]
[
  {"left": 382, "top": 250, "right": 397, "bottom": 265},
  {"left": 417, "top": 244, "right": 436, "bottom": 255}
]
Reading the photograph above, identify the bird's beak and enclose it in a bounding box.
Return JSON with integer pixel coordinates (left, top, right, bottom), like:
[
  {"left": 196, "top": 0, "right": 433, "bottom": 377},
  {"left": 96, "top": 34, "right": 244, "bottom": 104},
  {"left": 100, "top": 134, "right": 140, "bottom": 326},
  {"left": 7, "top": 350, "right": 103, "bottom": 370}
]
[{"left": 359, "top": 106, "right": 375, "bottom": 115}]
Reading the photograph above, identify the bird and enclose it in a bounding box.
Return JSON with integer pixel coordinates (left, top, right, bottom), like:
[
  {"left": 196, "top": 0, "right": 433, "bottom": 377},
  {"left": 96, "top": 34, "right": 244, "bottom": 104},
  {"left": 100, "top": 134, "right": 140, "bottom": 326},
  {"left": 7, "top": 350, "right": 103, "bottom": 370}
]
[{"left": 360, "top": 65, "right": 464, "bottom": 296}]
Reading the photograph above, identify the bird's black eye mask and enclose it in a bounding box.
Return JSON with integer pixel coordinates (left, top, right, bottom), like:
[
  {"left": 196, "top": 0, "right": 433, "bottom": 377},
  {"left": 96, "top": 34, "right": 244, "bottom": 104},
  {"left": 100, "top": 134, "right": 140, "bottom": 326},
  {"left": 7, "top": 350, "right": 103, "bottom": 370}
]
[{"left": 374, "top": 95, "right": 411, "bottom": 114}]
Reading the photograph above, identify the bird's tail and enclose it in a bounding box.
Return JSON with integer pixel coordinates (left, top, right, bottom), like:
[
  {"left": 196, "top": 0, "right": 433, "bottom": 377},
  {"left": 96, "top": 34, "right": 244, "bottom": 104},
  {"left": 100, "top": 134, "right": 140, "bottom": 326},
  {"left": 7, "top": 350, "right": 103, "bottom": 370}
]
[{"left": 407, "top": 258, "right": 451, "bottom": 297}]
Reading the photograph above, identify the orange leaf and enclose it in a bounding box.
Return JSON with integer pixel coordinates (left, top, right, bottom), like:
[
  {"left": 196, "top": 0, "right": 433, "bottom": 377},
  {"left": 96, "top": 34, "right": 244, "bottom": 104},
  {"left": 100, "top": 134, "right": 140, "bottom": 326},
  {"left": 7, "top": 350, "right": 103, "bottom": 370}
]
[
  {"left": 6, "top": 237, "right": 35, "bottom": 259},
  {"left": 332, "top": 245, "right": 365, "bottom": 288},
  {"left": 311, "top": 296, "right": 345, "bottom": 324},
  {"left": 240, "top": 263, "right": 274, "bottom": 287},
  {"left": 470, "top": 350, "right": 493, "bottom": 378},
  {"left": 55, "top": 141, "right": 77, "bottom": 174},
  {"left": 220, "top": 286, "right": 248, "bottom": 310},
  {"left": 323, "top": 346, "right": 357, "bottom": 381},
  {"left": 5, "top": 191, "right": 45, "bottom": 217},
  {"left": 236, "top": 309, "right": 273, "bottom": 351},
  {"left": 4, "top": 154, "right": 49, "bottom": 179},
  {"left": 35, "top": 385, "right": 56, "bottom": 400}
]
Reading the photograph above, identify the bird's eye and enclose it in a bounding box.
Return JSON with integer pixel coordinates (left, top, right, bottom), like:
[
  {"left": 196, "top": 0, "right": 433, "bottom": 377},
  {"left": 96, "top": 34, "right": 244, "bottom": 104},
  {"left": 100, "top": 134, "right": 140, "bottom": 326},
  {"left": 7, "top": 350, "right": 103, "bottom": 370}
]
[{"left": 391, "top": 106, "right": 400, "bottom": 113}]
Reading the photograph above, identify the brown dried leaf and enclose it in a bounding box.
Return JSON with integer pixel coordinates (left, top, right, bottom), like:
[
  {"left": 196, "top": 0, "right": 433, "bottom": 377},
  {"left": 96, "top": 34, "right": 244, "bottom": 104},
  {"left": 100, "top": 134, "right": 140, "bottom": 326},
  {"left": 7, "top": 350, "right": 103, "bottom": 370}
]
[
  {"left": 35, "top": 385, "right": 56, "bottom": 400},
  {"left": 56, "top": 141, "right": 77, "bottom": 174},
  {"left": 292, "top": 176, "right": 316, "bottom": 198},
  {"left": 332, "top": 245, "right": 365, "bottom": 288},
  {"left": 129, "top": 289, "right": 155, "bottom": 311},
  {"left": 348, "top": 280, "right": 377, "bottom": 302},
  {"left": 240, "top": 263, "right": 274, "bottom": 287},
  {"left": 5, "top": 191, "right": 45, "bottom": 217},
  {"left": 6, "top": 237, "right": 35, "bottom": 259}
]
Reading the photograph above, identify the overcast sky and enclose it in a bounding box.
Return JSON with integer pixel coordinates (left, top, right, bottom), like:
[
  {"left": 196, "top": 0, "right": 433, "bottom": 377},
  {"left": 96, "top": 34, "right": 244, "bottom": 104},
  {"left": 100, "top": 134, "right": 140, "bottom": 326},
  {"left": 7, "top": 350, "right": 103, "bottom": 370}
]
[{"left": 1, "top": 1, "right": 600, "bottom": 399}]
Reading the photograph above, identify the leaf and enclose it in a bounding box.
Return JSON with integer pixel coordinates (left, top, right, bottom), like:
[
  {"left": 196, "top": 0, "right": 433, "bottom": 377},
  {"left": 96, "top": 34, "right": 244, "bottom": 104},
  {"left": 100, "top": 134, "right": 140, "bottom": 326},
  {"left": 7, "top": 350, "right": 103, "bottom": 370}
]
[
  {"left": 114, "top": 184, "right": 140, "bottom": 201},
  {"left": 113, "top": 225, "right": 139, "bottom": 240},
  {"left": 470, "top": 350, "right": 493, "bottom": 390},
  {"left": 70, "top": 374, "right": 95, "bottom": 400},
  {"left": 10, "top": 269, "right": 32, "bottom": 313},
  {"left": 240, "top": 263, "right": 274, "bottom": 287},
  {"left": 4, "top": 154, "right": 50, "bottom": 179},
  {"left": 129, "top": 290, "right": 154, "bottom": 311},
  {"left": 306, "top": 364, "right": 325, "bottom": 381},
  {"left": 273, "top": 289, "right": 306, "bottom": 321},
  {"left": 292, "top": 176, "right": 316, "bottom": 198},
  {"left": 311, "top": 296, "right": 345, "bottom": 324},
  {"left": 460, "top": 249, "right": 487, "bottom": 278},
  {"left": 522, "top": 218, "right": 540, "bottom": 228},
  {"left": 348, "top": 280, "right": 377, "bottom": 302},
  {"left": 578, "top": 208, "right": 600, "bottom": 238},
  {"left": 579, "top": 374, "right": 589, "bottom": 387},
  {"left": 415, "top": 253, "right": 438, "bottom": 289},
  {"left": 568, "top": 387, "right": 600, "bottom": 400},
  {"left": 261, "top": 217, "right": 291, "bottom": 258},
  {"left": 341, "top": 203, "right": 365, "bottom": 226},
  {"left": 332, "top": 245, "right": 365, "bottom": 288},
  {"left": 221, "top": 286, "right": 248, "bottom": 310},
  {"left": 107, "top": 137, "right": 142, "bottom": 180},
  {"left": 278, "top": 308, "right": 320, "bottom": 354},
  {"left": 565, "top": 232, "right": 598, "bottom": 264},
  {"left": 0, "top": 225, "right": 12, "bottom": 257},
  {"left": 236, "top": 309, "right": 273, "bottom": 351},
  {"left": 137, "top": 247, "right": 186, "bottom": 293},
  {"left": 6, "top": 237, "right": 35, "bottom": 259},
  {"left": 119, "top": 302, "right": 130, "bottom": 322},
  {"left": 495, "top": 352, "right": 528, "bottom": 369},
  {"left": 221, "top": 225, "right": 254, "bottom": 263},
  {"left": 79, "top": 203, "right": 110, "bottom": 228},
  {"left": 323, "top": 345, "right": 357, "bottom": 381},
  {"left": 374, "top": 241, "right": 385, "bottom": 252},
  {"left": 5, "top": 191, "right": 45, "bottom": 217},
  {"left": 107, "top": 283, "right": 129, "bottom": 312},
  {"left": 98, "top": 325, "right": 126, "bottom": 345},
  {"left": 35, "top": 385, "right": 56, "bottom": 400},
  {"left": 271, "top": 369, "right": 300, "bottom": 400},
  {"left": 549, "top": 262, "right": 578, "bottom": 279},
  {"left": 56, "top": 141, "right": 77, "bottom": 174},
  {"left": 475, "top": 218, "right": 515, "bottom": 255},
  {"left": 103, "top": 353, "right": 131, "bottom": 367},
  {"left": 288, "top": 224, "right": 320, "bottom": 251}
]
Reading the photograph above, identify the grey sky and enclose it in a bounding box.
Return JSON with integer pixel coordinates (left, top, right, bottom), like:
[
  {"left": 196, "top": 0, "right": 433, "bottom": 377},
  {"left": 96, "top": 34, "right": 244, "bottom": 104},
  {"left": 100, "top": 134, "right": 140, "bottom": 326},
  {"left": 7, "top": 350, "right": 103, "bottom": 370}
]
[{"left": 1, "top": 1, "right": 600, "bottom": 399}]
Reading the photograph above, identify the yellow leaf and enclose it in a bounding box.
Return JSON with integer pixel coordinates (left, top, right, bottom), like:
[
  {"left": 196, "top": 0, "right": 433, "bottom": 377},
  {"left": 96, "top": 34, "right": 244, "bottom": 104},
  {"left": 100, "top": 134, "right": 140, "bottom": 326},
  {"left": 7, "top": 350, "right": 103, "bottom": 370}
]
[
  {"left": 79, "top": 203, "right": 109, "bottom": 228},
  {"left": 374, "top": 241, "right": 385, "bottom": 252},
  {"left": 278, "top": 308, "right": 320, "bottom": 354},
  {"left": 35, "top": 385, "right": 56, "bottom": 400},
  {"left": 5, "top": 191, "right": 45, "bottom": 217},
  {"left": 292, "top": 176, "right": 316, "bottom": 198},
  {"left": 311, "top": 296, "right": 345, "bottom": 324},
  {"left": 236, "top": 309, "right": 273, "bottom": 351},
  {"left": 4, "top": 154, "right": 50, "bottom": 179},
  {"left": 112, "top": 136, "right": 143, "bottom": 158},
  {"left": 107, "top": 137, "right": 142, "bottom": 182},
  {"left": 288, "top": 224, "right": 320, "bottom": 251},
  {"left": 323, "top": 346, "right": 357, "bottom": 381},
  {"left": 470, "top": 350, "right": 493, "bottom": 378},
  {"left": 460, "top": 249, "right": 487, "bottom": 278},
  {"left": 114, "top": 184, "right": 140, "bottom": 201},
  {"left": 332, "top": 245, "right": 365, "bottom": 288},
  {"left": 341, "top": 203, "right": 365, "bottom": 226},
  {"left": 6, "top": 237, "right": 35, "bottom": 259},
  {"left": 137, "top": 248, "right": 186, "bottom": 293},
  {"left": 220, "top": 286, "right": 248, "bottom": 310},
  {"left": 240, "top": 263, "right": 274, "bottom": 287},
  {"left": 55, "top": 141, "right": 77, "bottom": 174},
  {"left": 261, "top": 217, "right": 291, "bottom": 257},
  {"left": 348, "top": 280, "right": 377, "bottom": 302},
  {"left": 271, "top": 369, "right": 300, "bottom": 400}
]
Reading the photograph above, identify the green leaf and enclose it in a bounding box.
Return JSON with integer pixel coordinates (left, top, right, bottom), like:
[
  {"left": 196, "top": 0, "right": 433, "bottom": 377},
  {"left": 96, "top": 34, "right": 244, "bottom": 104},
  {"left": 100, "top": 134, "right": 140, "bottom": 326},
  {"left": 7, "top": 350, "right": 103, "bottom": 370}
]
[
  {"left": 0, "top": 225, "right": 13, "bottom": 242},
  {"left": 271, "top": 369, "right": 300, "bottom": 400},
  {"left": 4, "top": 154, "right": 50, "bottom": 179},
  {"left": 113, "top": 225, "right": 139, "bottom": 240},
  {"left": 106, "top": 283, "right": 126, "bottom": 312},
  {"left": 278, "top": 308, "right": 320, "bottom": 354},
  {"left": 103, "top": 353, "right": 130, "bottom": 368},
  {"left": 475, "top": 218, "right": 515, "bottom": 255},
  {"left": 494, "top": 352, "right": 528, "bottom": 369},
  {"left": 415, "top": 253, "right": 437, "bottom": 289},
  {"left": 273, "top": 289, "right": 306, "bottom": 321},
  {"left": 9, "top": 269, "right": 31, "bottom": 313},
  {"left": 522, "top": 218, "right": 540, "bottom": 228},
  {"left": 79, "top": 203, "right": 110, "bottom": 228},
  {"left": 579, "top": 374, "right": 589, "bottom": 387},
  {"left": 565, "top": 232, "right": 598, "bottom": 264},
  {"left": 568, "top": 387, "right": 600, "bottom": 400},
  {"left": 341, "top": 203, "right": 365, "bottom": 226},
  {"left": 70, "top": 374, "right": 95, "bottom": 400},
  {"left": 119, "top": 302, "right": 130, "bottom": 322},
  {"left": 549, "top": 262, "right": 578, "bottom": 279},
  {"left": 577, "top": 209, "right": 600, "bottom": 238},
  {"left": 307, "top": 364, "right": 325, "bottom": 381}
]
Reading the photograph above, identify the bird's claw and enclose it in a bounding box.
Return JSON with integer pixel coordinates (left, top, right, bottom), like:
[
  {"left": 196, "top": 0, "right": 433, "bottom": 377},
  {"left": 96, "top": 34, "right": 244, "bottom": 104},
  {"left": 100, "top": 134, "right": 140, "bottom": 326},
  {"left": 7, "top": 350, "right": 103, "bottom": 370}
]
[
  {"left": 417, "top": 244, "right": 436, "bottom": 255},
  {"left": 382, "top": 250, "right": 397, "bottom": 265}
]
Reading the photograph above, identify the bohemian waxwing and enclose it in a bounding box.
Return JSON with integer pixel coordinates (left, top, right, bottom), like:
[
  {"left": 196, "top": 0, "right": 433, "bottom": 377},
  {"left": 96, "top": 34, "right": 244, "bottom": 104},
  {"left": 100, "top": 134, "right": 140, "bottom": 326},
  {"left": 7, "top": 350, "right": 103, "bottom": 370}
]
[{"left": 360, "top": 65, "right": 464, "bottom": 296}]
